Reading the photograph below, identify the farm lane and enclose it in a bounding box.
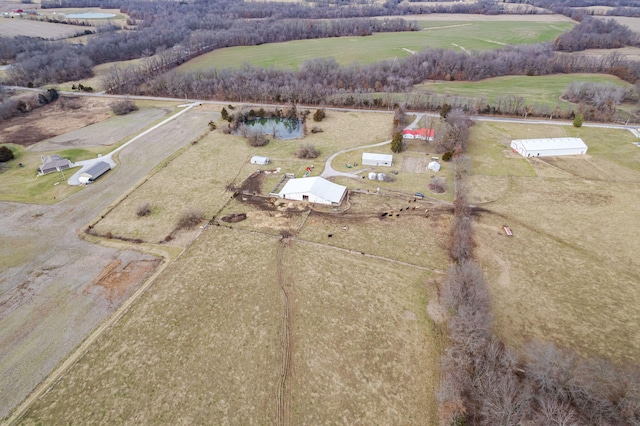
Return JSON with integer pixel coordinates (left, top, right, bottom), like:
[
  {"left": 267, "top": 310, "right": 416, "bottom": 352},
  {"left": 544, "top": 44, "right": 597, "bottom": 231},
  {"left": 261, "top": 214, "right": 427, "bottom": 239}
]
[{"left": 0, "top": 107, "right": 214, "bottom": 421}]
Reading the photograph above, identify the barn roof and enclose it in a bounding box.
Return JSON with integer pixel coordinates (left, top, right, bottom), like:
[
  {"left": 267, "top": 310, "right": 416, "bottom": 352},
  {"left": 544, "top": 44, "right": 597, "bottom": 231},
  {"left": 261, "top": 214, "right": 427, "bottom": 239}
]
[
  {"left": 278, "top": 177, "right": 346, "bottom": 204},
  {"left": 362, "top": 152, "right": 393, "bottom": 161},
  {"left": 511, "top": 138, "right": 587, "bottom": 151},
  {"left": 82, "top": 161, "right": 111, "bottom": 178}
]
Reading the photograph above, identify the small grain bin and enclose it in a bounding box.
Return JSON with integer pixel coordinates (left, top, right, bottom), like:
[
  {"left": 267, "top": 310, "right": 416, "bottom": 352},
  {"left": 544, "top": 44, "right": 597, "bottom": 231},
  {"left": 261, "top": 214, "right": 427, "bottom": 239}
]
[
  {"left": 368, "top": 172, "right": 377, "bottom": 180},
  {"left": 377, "top": 173, "right": 386, "bottom": 181}
]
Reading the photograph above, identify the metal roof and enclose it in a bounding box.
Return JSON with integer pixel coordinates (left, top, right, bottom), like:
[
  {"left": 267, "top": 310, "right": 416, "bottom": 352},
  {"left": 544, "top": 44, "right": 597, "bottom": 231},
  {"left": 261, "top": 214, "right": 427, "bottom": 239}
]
[
  {"left": 278, "top": 177, "right": 346, "bottom": 204},
  {"left": 82, "top": 161, "right": 111, "bottom": 179},
  {"left": 511, "top": 138, "right": 587, "bottom": 151}
]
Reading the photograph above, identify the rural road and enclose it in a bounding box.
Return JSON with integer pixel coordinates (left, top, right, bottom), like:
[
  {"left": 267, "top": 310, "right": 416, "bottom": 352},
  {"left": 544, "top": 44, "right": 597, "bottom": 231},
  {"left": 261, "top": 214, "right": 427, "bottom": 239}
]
[{"left": 5, "top": 85, "right": 640, "bottom": 135}]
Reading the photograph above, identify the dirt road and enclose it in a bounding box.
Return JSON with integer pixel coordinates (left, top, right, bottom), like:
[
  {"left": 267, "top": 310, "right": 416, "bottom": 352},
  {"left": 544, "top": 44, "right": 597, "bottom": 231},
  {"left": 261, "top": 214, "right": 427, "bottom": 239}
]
[{"left": 0, "top": 106, "right": 213, "bottom": 420}]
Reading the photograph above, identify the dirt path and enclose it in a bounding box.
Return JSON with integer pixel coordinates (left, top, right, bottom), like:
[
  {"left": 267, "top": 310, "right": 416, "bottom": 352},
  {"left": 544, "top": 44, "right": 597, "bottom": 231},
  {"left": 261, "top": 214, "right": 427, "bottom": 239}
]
[{"left": 275, "top": 238, "right": 293, "bottom": 426}]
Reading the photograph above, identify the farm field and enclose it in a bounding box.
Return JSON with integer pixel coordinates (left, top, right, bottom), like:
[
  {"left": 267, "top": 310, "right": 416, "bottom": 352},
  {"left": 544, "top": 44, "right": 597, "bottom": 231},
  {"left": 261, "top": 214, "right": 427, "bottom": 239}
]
[
  {"left": 0, "top": 103, "right": 216, "bottom": 421},
  {"left": 16, "top": 106, "right": 448, "bottom": 423},
  {"left": 0, "top": 19, "right": 90, "bottom": 38},
  {"left": 467, "top": 121, "right": 640, "bottom": 363},
  {"left": 415, "top": 73, "right": 633, "bottom": 110},
  {"left": 20, "top": 197, "right": 445, "bottom": 424},
  {"left": 177, "top": 20, "right": 573, "bottom": 72}
]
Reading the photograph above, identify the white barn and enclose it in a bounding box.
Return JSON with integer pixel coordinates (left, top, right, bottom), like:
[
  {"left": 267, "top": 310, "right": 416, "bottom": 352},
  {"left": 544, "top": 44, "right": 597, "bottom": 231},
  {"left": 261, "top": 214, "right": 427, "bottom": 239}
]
[
  {"left": 278, "top": 176, "right": 347, "bottom": 205},
  {"left": 510, "top": 138, "right": 588, "bottom": 157},
  {"left": 362, "top": 152, "right": 393, "bottom": 167},
  {"left": 250, "top": 155, "right": 270, "bottom": 165}
]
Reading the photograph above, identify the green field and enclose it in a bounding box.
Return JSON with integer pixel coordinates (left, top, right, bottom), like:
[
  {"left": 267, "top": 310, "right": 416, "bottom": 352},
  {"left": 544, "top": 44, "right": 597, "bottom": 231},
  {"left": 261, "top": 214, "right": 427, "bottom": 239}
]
[
  {"left": 177, "top": 21, "right": 573, "bottom": 72},
  {"left": 416, "top": 73, "right": 633, "bottom": 109}
]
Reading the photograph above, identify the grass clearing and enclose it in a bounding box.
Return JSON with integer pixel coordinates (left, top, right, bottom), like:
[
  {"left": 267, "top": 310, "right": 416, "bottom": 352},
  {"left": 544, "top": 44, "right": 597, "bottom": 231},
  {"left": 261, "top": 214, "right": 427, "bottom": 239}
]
[
  {"left": 177, "top": 21, "right": 571, "bottom": 72},
  {"left": 416, "top": 73, "right": 633, "bottom": 109},
  {"left": 468, "top": 120, "right": 640, "bottom": 363}
]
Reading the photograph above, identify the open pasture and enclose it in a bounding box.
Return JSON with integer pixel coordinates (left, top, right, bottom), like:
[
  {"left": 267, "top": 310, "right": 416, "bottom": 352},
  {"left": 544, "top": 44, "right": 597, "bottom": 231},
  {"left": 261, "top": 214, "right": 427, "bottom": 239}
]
[
  {"left": 416, "top": 73, "right": 633, "bottom": 110},
  {"left": 177, "top": 20, "right": 572, "bottom": 72},
  {"left": 467, "top": 121, "right": 640, "bottom": 363},
  {"left": 21, "top": 194, "right": 445, "bottom": 424},
  {"left": 0, "top": 19, "right": 88, "bottom": 38},
  {"left": 91, "top": 110, "right": 394, "bottom": 244}
]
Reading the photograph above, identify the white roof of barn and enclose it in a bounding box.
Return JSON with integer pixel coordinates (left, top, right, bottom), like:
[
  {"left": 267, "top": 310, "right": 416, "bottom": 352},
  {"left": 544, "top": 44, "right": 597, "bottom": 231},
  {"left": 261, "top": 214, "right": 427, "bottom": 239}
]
[
  {"left": 511, "top": 138, "right": 587, "bottom": 151},
  {"left": 278, "top": 177, "right": 346, "bottom": 204},
  {"left": 362, "top": 152, "right": 393, "bottom": 161}
]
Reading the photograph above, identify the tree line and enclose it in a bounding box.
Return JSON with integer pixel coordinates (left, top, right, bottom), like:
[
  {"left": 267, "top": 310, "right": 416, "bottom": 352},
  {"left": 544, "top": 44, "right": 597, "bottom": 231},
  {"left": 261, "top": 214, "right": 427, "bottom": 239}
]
[
  {"left": 118, "top": 44, "right": 639, "bottom": 122},
  {"left": 553, "top": 17, "right": 640, "bottom": 51},
  {"left": 435, "top": 113, "right": 640, "bottom": 425}
]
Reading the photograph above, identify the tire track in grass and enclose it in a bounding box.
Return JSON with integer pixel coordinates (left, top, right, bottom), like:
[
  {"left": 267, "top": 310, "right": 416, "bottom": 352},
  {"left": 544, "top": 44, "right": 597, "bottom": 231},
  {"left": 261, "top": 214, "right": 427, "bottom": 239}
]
[{"left": 275, "top": 237, "right": 293, "bottom": 426}]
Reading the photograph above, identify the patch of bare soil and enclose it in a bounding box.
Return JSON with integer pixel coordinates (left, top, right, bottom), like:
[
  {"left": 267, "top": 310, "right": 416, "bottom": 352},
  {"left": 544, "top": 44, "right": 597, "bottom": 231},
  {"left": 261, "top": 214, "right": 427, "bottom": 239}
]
[
  {"left": 87, "top": 258, "right": 161, "bottom": 305},
  {"left": 402, "top": 156, "right": 428, "bottom": 173},
  {"left": 0, "top": 97, "right": 112, "bottom": 146},
  {"left": 234, "top": 170, "right": 265, "bottom": 194},
  {"left": 220, "top": 212, "right": 247, "bottom": 223}
]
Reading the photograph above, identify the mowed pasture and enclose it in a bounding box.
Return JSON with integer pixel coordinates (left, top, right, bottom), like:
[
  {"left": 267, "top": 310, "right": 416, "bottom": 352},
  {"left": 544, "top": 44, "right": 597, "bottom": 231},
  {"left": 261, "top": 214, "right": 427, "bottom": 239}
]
[
  {"left": 0, "top": 19, "right": 89, "bottom": 38},
  {"left": 21, "top": 202, "right": 446, "bottom": 425},
  {"left": 177, "top": 20, "right": 573, "bottom": 72},
  {"left": 415, "top": 73, "right": 633, "bottom": 110},
  {"left": 466, "top": 121, "right": 640, "bottom": 363}
]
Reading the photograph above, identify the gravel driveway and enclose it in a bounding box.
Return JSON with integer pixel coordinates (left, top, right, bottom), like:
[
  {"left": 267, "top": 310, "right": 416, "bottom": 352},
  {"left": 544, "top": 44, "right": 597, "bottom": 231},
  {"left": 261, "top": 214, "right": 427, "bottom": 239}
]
[{"left": 0, "top": 106, "right": 213, "bottom": 420}]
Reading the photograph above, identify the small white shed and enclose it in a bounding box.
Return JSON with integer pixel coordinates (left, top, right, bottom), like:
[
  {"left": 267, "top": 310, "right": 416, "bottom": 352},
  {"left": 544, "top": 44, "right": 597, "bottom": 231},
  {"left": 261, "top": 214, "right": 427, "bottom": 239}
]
[
  {"left": 428, "top": 161, "right": 441, "bottom": 172},
  {"left": 362, "top": 153, "right": 393, "bottom": 167},
  {"left": 510, "top": 138, "right": 587, "bottom": 157},
  {"left": 278, "top": 177, "right": 347, "bottom": 205},
  {"left": 250, "top": 155, "right": 270, "bottom": 165}
]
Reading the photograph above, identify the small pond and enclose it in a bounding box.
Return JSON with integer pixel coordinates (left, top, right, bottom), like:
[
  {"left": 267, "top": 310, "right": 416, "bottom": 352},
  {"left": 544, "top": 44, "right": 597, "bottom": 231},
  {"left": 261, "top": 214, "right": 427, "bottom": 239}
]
[
  {"left": 64, "top": 12, "right": 116, "bottom": 19},
  {"left": 240, "top": 117, "right": 303, "bottom": 140}
]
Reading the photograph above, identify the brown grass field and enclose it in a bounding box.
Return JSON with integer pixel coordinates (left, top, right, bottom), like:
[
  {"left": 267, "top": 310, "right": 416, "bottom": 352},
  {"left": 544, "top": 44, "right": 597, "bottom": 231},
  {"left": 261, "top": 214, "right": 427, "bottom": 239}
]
[
  {"left": 18, "top": 108, "right": 448, "bottom": 424},
  {"left": 467, "top": 121, "right": 640, "bottom": 364},
  {"left": 21, "top": 199, "right": 446, "bottom": 424},
  {"left": 13, "top": 103, "right": 640, "bottom": 424},
  {"left": 91, "top": 110, "right": 398, "bottom": 246},
  {"left": 0, "top": 19, "right": 89, "bottom": 38}
]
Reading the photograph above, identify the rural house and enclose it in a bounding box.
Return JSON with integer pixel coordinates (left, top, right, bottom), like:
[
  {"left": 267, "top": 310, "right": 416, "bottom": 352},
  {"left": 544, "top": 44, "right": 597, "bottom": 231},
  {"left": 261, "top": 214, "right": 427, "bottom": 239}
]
[
  {"left": 362, "top": 153, "right": 393, "bottom": 167},
  {"left": 38, "top": 155, "right": 71, "bottom": 175},
  {"left": 510, "top": 138, "right": 588, "bottom": 157},
  {"left": 78, "top": 161, "right": 111, "bottom": 184},
  {"left": 402, "top": 128, "right": 435, "bottom": 141},
  {"left": 278, "top": 176, "right": 347, "bottom": 205}
]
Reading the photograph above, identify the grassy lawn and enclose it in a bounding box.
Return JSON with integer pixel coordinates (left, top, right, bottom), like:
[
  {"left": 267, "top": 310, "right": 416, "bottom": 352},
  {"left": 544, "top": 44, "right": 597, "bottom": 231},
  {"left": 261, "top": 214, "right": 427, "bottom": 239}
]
[
  {"left": 0, "top": 145, "right": 83, "bottom": 204},
  {"left": 177, "top": 21, "right": 572, "bottom": 72},
  {"left": 467, "top": 121, "right": 640, "bottom": 363},
  {"left": 415, "top": 73, "right": 633, "bottom": 109}
]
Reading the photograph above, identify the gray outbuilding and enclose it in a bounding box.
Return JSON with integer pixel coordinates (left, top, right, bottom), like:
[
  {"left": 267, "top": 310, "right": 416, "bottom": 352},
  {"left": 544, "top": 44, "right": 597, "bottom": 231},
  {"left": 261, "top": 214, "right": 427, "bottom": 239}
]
[{"left": 78, "top": 161, "right": 111, "bottom": 184}]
